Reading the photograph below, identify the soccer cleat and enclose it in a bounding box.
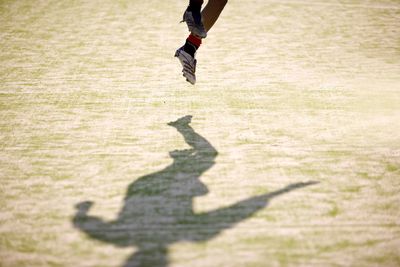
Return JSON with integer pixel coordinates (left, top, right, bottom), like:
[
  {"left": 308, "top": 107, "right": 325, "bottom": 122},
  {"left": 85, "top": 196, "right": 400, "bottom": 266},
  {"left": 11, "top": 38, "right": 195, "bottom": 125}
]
[
  {"left": 181, "top": 10, "right": 207, "bottom": 39},
  {"left": 175, "top": 47, "right": 197, "bottom": 85}
]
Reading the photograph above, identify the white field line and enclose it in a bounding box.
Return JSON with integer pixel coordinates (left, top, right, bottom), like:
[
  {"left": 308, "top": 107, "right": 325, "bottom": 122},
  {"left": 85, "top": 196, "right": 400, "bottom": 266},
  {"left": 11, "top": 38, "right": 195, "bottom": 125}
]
[{"left": 267, "top": 0, "right": 400, "bottom": 10}]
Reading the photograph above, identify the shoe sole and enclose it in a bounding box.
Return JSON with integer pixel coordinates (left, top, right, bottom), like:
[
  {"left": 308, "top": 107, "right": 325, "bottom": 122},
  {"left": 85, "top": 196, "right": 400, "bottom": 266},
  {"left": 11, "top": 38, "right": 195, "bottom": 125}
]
[{"left": 175, "top": 49, "right": 196, "bottom": 85}]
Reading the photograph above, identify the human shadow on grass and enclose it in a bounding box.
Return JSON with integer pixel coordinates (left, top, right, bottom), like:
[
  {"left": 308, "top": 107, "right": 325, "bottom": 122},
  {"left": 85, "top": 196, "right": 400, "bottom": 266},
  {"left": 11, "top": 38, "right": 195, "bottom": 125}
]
[{"left": 73, "top": 115, "right": 317, "bottom": 267}]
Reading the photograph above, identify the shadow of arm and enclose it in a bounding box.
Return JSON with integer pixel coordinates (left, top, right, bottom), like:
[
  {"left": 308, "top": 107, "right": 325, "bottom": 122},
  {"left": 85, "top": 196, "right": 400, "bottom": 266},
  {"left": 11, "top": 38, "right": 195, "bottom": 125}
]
[
  {"left": 169, "top": 116, "right": 218, "bottom": 157},
  {"left": 73, "top": 201, "right": 129, "bottom": 247},
  {"left": 192, "top": 182, "right": 318, "bottom": 240}
]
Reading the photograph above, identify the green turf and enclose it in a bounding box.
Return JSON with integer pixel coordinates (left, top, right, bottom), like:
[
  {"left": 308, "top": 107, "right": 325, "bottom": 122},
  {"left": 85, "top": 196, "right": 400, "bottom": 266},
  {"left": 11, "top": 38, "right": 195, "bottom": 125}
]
[{"left": 1, "top": 0, "right": 400, "bottom": 266}]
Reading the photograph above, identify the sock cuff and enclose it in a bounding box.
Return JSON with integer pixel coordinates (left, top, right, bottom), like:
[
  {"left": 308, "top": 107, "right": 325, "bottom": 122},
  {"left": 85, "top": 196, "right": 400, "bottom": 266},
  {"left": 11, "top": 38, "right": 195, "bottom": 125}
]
[{"left": 187, "top": 34, "right": 202, "bottom": 47}]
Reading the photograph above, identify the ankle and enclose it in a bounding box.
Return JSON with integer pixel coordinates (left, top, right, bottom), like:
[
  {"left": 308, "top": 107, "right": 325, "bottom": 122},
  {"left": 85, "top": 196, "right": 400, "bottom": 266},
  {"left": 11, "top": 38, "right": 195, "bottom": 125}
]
[{"left": 183, "top": 34, "right": 202, "bottom": 57}]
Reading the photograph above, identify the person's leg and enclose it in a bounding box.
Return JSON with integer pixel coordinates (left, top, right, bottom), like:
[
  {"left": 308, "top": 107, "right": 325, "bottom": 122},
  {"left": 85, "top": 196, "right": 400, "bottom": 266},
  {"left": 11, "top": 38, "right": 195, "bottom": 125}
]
[
  {"left": 188, "top": 0, "right": 204, "bottom": 14},
  {"left": 183, "top": 0, "right": 207, "bottom": 38},
  {"left": 182, "top": 0, "right": 227, "bottom": 57},
  {"left": 176, "top": 0, "right": 228, "bottom": 84},
  {"left": 201, "top": 0, "right": 227, "bottom": 32},
  {"left": 175, "top": 1, "right": 205, "bottom": 85}
]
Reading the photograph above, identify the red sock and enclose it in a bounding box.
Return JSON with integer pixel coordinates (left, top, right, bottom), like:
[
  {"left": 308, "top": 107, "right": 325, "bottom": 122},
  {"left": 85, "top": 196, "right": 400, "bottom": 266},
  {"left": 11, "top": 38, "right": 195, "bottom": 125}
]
[
  {"left": 184, "top": 34, "right": 202, "bottom": 57},
  {"left": 187, "top": 34, "right": 202, "bottom": 48}
]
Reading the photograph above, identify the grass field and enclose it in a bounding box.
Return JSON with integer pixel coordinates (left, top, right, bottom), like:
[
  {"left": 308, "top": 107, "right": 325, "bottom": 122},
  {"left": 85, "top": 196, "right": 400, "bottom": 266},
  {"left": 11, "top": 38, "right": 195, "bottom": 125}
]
[{"left": 1, "top": 0, "right": 400, "bottom": 266}]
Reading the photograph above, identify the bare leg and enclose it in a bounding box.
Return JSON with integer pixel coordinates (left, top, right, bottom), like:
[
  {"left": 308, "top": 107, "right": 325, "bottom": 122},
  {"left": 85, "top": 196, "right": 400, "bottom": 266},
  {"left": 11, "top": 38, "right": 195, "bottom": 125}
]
[{"left": 202, "top": 0, "right": 228, "bottom": 32}]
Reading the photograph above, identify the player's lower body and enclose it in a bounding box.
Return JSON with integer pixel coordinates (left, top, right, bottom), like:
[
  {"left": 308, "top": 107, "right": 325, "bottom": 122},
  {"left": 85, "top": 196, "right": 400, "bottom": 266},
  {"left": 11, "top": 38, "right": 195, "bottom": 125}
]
[{"left": 175, "top": 0, "right": 227, "bottom": 85}]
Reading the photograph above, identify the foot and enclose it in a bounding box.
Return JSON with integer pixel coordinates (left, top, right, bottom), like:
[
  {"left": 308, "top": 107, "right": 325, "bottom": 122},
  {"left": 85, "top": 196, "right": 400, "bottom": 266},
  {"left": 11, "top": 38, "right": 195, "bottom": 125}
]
[
  {"left": 181, "top": 10, "right": 207, "bottom": 39},
  {"left": 175, "top": 47, "right": 197, "bottom": 85},
  {"left": 168, "top": 115, "right": 193, "bottom": 127}
]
